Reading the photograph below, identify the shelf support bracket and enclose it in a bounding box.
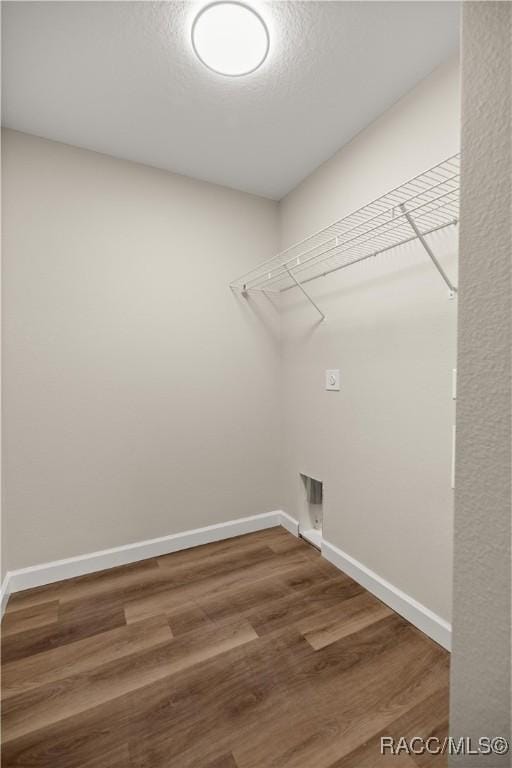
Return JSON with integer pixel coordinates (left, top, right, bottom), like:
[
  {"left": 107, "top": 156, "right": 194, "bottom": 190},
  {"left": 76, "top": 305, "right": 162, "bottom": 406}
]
[
  {"left": 285, "top": 267, "right": 326, "bottom": 321},
  {"left": 400, "top": 204, "right": 457, "bottom": 297}
]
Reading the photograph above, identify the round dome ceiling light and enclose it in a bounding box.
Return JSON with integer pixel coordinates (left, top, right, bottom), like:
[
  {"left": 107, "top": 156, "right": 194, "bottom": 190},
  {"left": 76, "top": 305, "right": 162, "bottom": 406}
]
[{"left": 191, "top": 2, "right": 270, "bottom": 77}]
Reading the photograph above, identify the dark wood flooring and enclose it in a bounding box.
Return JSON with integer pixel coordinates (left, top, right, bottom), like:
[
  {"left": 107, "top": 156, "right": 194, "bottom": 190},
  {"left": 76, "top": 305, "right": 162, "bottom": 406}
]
[{"left": 1, "top": 527, "right": 449, "bottom": 767}]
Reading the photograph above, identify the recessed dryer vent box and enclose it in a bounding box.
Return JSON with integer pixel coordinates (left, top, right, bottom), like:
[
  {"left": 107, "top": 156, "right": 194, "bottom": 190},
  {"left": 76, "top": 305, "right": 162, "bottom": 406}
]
[{"left": 299, "top": 474, "right": 323, "bottom": 549}]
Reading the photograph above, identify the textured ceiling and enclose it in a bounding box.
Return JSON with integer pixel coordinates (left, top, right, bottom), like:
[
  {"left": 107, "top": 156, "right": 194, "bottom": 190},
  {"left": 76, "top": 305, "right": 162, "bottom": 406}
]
[{"left": 1, "top": 1, "right": 460, "bottom": 199}]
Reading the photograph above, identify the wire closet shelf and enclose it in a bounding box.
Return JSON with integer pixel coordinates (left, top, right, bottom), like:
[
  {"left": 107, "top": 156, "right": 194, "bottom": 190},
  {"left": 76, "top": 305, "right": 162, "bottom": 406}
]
[{"left": 230, "top": 154, "right": 460, "bottom": 309}]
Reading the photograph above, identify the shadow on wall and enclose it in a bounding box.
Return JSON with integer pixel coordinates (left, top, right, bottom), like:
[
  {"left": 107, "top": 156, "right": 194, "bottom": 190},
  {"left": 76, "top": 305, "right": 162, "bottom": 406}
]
[{"left": 231, "top": 287, "right": 281, "bottom": 342}]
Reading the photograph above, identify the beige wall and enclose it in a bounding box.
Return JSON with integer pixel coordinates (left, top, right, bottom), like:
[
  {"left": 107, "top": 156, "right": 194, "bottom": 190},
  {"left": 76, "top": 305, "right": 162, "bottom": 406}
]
[
  {"left": 279, "top": 58, "right": 460, "bottom": 622},
  {"left": 1, "top": 129, "right": 282, "bottom": 573},
  {"left": 2, "top": 60, "right": 463, "bottom": 629},
  {"left": 450, "top": 3, "right": 511, "bottom": 760}
]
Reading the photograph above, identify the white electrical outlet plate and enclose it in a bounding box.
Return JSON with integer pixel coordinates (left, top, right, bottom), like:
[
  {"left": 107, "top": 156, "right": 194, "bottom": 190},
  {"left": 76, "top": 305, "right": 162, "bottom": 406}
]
[{"left": 325, "top": 369, "right": 340, "bottom": 391}]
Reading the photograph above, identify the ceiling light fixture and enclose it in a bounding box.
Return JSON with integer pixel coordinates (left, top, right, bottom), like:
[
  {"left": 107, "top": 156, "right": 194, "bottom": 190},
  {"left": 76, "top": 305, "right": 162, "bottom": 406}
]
[{"left": 191, "top": 2, "right": 270, "bottom": 77}]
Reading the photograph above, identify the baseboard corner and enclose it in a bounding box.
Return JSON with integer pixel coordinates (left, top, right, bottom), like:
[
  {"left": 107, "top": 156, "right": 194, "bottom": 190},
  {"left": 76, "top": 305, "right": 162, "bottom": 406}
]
[{"left": 278, "top": 511, "right": 299, "bottom": 536}]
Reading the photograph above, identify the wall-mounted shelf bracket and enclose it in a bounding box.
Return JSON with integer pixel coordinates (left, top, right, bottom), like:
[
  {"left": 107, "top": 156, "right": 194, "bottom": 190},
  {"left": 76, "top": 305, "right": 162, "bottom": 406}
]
[
  {"left": 400, "top": 204, "right": 457, "bottom": 298},
  {"left": 285, "top": 266, "right": 326, "bottom": 321}
]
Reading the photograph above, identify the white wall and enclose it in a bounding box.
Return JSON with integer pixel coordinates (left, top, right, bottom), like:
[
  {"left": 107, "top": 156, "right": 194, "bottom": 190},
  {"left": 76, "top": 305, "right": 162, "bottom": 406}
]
[
  {"left": 279, "top": 58, "right": 460, "bottom": 622},
  {"left": 450, "top": 2, "right": 511, "bottom": 758},
  {"left": 1, "top": 129, "right": 282, "bottom": 573}
]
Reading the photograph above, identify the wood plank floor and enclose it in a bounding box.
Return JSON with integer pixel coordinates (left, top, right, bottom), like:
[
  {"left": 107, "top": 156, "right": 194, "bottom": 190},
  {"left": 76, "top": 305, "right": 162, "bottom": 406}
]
[{"left": 1, "top": 528, "right": 449, "bottom": 767}]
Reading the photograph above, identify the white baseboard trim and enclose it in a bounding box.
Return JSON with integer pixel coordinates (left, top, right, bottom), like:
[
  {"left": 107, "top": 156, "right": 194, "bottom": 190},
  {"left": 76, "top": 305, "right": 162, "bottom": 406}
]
[
  {"left": 2, "top": 516, "right": 448, "bottom": 651},
  {"left": 1, "top": 574, "right": 11, "bottom": 618},
  {"left": 279, "top": 510, "right": 300, "bottom": 536},
  {"left": 321, "top": 539, "right": 451, "bottom": 651},
  {"left": 1, "top": 510, "right": 298, "bottom": 615}
]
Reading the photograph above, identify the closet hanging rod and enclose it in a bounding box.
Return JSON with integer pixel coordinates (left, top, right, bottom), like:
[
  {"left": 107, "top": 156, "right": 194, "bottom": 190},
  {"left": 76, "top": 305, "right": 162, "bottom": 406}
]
[
  {"left": 280, "top": 218, "right": 458, "bottom": 292},
  {"left": 230, "top": 154, "right": 460, "bottom": 307},
  {"left": 232, "top": 155, "right": 459, "bottom": 283},
  {"left": 246, "top": 189, "right": 458, "bottom": 292},
  {"left": 245, "top": 178, "right": 459, "bottom": 293}
]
